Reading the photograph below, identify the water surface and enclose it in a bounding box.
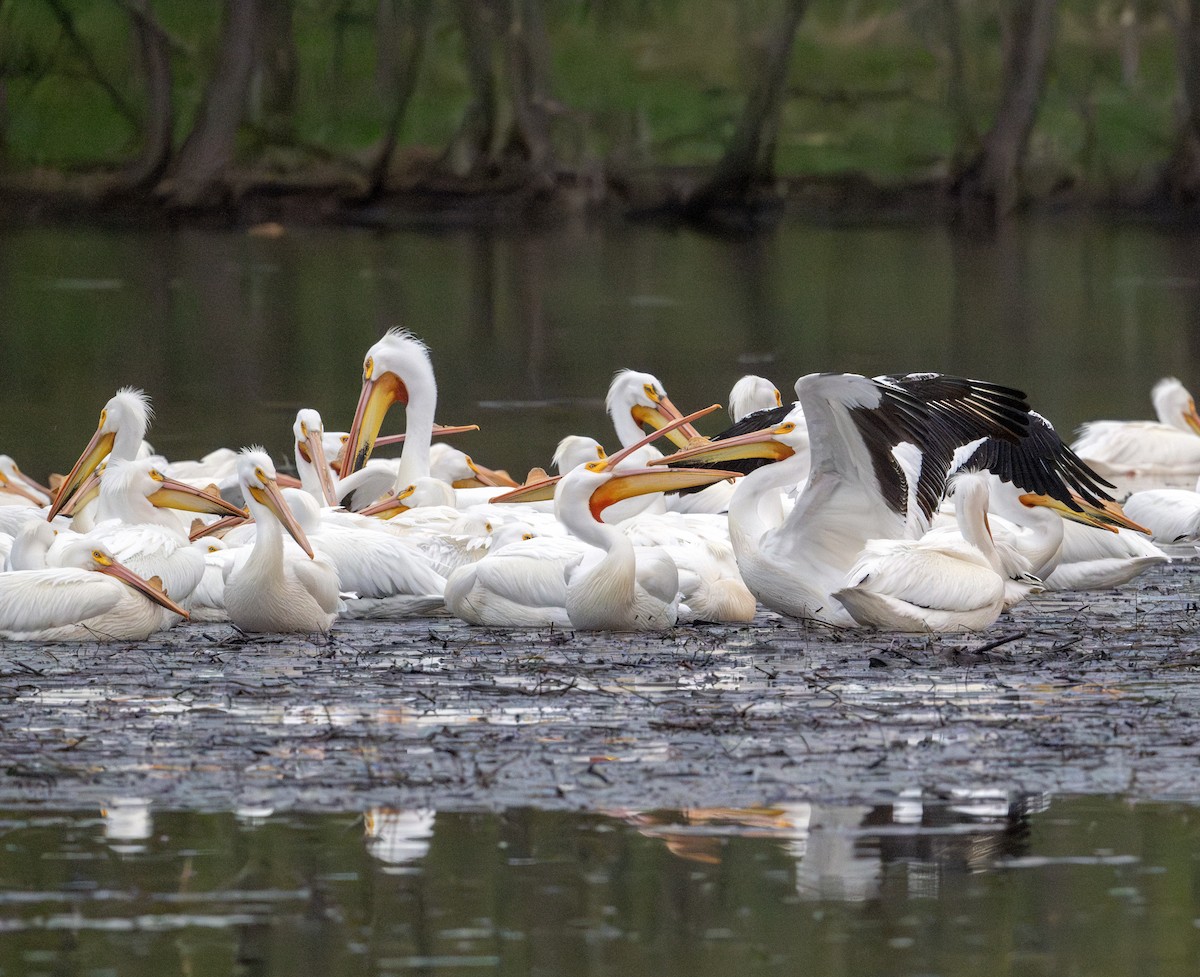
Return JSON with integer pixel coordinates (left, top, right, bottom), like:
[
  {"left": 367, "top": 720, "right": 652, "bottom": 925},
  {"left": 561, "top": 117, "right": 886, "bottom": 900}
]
[
  {"left": 1, "top": 220, "right": 1197, "bottom": 479},
  {"left": 0, "top": 795, "right": 1196, "bottom": 977}
]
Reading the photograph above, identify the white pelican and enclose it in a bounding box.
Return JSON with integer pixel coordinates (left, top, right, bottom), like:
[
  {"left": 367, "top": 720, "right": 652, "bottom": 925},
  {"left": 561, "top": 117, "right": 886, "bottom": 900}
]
[
  {"left": 658, "top": 373, "right": 1075, "bottom": 626},
  {"left": 339, "top": 329, "right": 439, "bottom": 509},
  {"left": 48, "top": 387, "right": 153, "bottom": 519},
  {"left": 5, "top": 520, "right": 57, "bottom": 571},
  {"left": 224, "top": 450, "right": 341, "bottom": 634},
  {"left": 449, "top": 415, "right": 741, "bottom": 630},
  {"left": 0, "top": 540, "right": 189, "bottom": 641},
  {"left": 937, "top": 411, "right": 1150, "bottom": 581},
  {"left": 605, "top": 370, "right": 706, "bottom": 450},
  {"left": 428, "top": 443, "right": 518, "bottom": 490},
  {"left": 1121, "top": 488, "right": 1200, "bottom": 545},
  {"left": 832, "top": 473, "right": 1041, "bottom": 632},
  {"left": 1072, "top": 377, "right": 1200, "bottom": 480},
  {"left": 1042, "top": 520, "right": 1169, "bottom": 591},
  {"left": 728, "top": 375, "right": 782, "bottom": 423},
  {"left": 280, "top": 489, "right": 447, "bottom": 619},
  {"left": 0, "top": 456, "right": 51, "bottom": 507},
  {"left": 57, "top": 459, "right": 246, "bottom": 621},
  {"left": 292, "top": 409, "right": 339, "bottom": 506}
]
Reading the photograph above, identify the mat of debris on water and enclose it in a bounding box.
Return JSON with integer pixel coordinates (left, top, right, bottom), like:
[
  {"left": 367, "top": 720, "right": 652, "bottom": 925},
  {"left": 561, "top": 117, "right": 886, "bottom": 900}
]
[{"left": 1, "top": 561, "right": 1198, "bottom": 814}]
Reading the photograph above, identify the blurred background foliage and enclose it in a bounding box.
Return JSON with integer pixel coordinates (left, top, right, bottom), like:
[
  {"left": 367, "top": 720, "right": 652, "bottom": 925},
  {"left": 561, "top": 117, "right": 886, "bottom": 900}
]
[{"left": 0, "top": 1, "right": 1195, "bottom": 218}]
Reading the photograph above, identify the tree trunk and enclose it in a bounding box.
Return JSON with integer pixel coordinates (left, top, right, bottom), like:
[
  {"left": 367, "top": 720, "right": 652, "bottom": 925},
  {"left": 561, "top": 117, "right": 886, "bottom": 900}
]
[
  {"left": 161, "top": 0, "right": 261, "bottom": 207},
  {"left": 443, "top": 0, "right": 557, "bottom": 186},
  {"left": 1163, "top": 0, "right": 1200, "bottom": 200},
  {"left": 939, "top": 0, "right": 976, "bottom": 172},
  {"left": 684, "top": 0, "right": 809, "bottom": 222},
  {"left": 251, "top": 0, "right": 298, "bottom": 144},
  {"left": 115, "top": 0, "right": 174, "bottom": 191},
  {"left": 500, "top": 0, "right": 555, "bottom": 185},
  {"left": 954, "top": 0, "right": 1060, "bottom": 220},
  {"left": 363, "top": 0, "right": 433, "bottom": 195},
  {"left": 444, "top": 0, "right": 501, "bottom": 177}
]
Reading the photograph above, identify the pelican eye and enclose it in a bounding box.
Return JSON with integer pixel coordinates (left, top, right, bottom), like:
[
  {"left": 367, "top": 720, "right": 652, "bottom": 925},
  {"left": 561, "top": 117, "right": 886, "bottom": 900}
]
[
  {"left": 255, "top": 467, "right": 269, "bottom": 484},
  {"left": 522, "top": 533, "right": 534, "bottom": 541},
  {"left": 776, "top": 422, "right": 796, "bottom": 434},
  {"left": 364, "top": 357, "right": 374, "bottom": 381},
  {"left": 485, "top": 522, "right": 493, "bottom": 532},
  {"left": 208, "top": 545, "right": 219, "bottom": 553},
  {"left": 643, "top": 383, "right": 660, "bottom": 403},
  {"left": 149, "top": 469, "right": 164, "bottom": 482},
  {"left": 340, "top": 435, "right": 349, "bottom": 444},
  {"left": 92, "top": 550, "right": 111, "bottom": 566},
  {"left": 398, "top": 485, "right": 416, "bottom": 501},
  {"left": 585, "top": 460, "right": 607, "bottom": 473}
]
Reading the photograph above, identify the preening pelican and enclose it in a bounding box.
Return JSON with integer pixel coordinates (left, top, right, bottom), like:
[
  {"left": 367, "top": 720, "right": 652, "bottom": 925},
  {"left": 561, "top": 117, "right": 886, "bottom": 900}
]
[
  {"left": 48, "top": 388, "right": 153, "bottom": 519},
  {"left": 0, "top": 540, "right": 188, "bottom": 641},
  {"left": 224, "top": 450, "right": 341, "bottom": 634},
  {"left": 832, "top": 472, "right": 1041, "bottom": 632},
  {"left": 728, "top": 375, "right": 782, "bottom": 424},
  {"left": 1072, "top": 377, "right": 1200, "bottom": 481},
  {"left": 1043, "top": 520, "right": 1169, "bottom": 591}
]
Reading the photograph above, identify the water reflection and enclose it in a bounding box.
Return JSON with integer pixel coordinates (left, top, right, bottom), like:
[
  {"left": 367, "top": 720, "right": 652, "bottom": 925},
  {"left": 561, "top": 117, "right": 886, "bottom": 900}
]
[
  {"left": 1, "top": 222, "right": 1199, "bottom": 480},
  {"left": 0, "top": 795, "right": 1194, "bottom": 975}
]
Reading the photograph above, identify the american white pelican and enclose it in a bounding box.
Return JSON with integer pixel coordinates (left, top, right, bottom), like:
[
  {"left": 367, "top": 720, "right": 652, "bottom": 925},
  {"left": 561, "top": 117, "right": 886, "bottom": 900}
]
[
  {"left": 224, "top": 450, "right": 341, "bottom": 634},
  {"left": 832, "top": 473, "right": 1040, "bottom": 632},
  {"left": 5, "top": 520, "right": 57, "bottom": 571},
  {"left": 0, "top": 540, "right": 189, "bottom": 641},
  {"left": 1121, "top": 488, "right": 1200, "bottom": 545},
  {"left": 280, "top": 489, "right": 447, "bottom": 619},
  {"left": 728, "top": 375, "right": 782, "bottom": 423},
  {"left": 605, "top": 370, "right": 706, "bottom": 450},
  {"left": 658, "top": 373, "right": 1064, "bottom": 626},
  {"left": 1042, "top": 520, "right": 1169, "bottom": 590},
  {"left": 1072, "top": 377, "right": 1200, "bottom": 480},
  {"left": 48, "top": 387, "right": 153, "bottom": 519},
  {"left": 292, "top": 409, "right": 339, "bottom": 506},
  {"left": 0, "top": 456, "right": 51, "bottom": 507},
  {"left": 58, "top": 459, "right": 246, "bottom": 619},
  {"left": 339, "top": 329, "right": 439, "bottom": 509},
  {"left": 938, "top": 411, "right": 1149, "bottom": 581},
  {"left": 428, "top": 443, "right": 518, "bottom": 490},
  {"left": 449, "top": 415, "right": 742, "bottom": 630}
]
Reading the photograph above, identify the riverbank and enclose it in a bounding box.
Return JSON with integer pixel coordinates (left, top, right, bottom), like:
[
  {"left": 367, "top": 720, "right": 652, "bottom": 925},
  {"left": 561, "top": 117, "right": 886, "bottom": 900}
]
[{"left": 1, "top": 560, "right": 1196, "bottom": 814}]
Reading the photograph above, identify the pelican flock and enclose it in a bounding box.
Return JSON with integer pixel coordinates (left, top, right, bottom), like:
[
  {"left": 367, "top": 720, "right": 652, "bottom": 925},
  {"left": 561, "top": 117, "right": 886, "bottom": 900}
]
[{"left": 5, "top": 326, "right": 1186, "bottom": 640}]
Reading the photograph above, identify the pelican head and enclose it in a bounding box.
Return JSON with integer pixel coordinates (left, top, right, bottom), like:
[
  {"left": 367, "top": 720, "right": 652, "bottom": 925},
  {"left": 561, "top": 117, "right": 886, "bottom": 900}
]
[
  {"left": 237, "top": 448, "right": 315, "bottom": 557},
  {"left": 606, "top": 370, "right": 704, "bottom": 449},
  {"left": 59, "top": 539, "right": 190, "bottom": 619},
  {"left": 553, "top": 435, "right": 607, "bottom": 474},
  {"left": 0, "top": 455, "right": 51, "bottom": 505},
  {"left": 1151, "top": 377, "right": 1200, "bottom": 435},
  {"left": 49, "top": 387, "right": 152, "bottom": 520},
  {"left": 293, "top": 409, "right": 339, "bottom": 506},
  {"left": 556, "top": 459, "right": 742, "bottom": 525},
  {"left": 343, "top": 330, "right": 436, "bottom": 478},
  {"left": 728, "top": 375, "right": 783, "bottom": 424},
  {"left": 97, "top": 458, "right": 246, "bottom": 526}
]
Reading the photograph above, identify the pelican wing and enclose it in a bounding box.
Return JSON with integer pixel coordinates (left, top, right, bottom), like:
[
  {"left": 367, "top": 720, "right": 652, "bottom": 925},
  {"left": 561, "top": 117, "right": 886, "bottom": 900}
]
[
  {"left": 0, "top": 569, "right": 122, "bottom": 633},
  {"left": 291, "top": 555, "right": 343, "bottom": 615},
  {"left": 954, "top": 412, "right": 1116, "bottom": 509}
]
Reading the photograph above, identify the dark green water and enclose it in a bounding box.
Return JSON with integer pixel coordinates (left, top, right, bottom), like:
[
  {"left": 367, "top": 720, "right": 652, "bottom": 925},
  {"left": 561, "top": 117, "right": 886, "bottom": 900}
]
[
  {"left": 0, "top": 796, "right": 1197, "bottom": 977},
  {"left": 1, "top": 220, "right": 1198, "bottom": 481}
]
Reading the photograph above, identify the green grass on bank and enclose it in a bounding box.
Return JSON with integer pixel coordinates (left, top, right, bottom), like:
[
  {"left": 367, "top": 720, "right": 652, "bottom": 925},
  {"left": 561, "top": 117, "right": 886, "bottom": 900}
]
[{"left": 0, "top": 0, "right": 1185, "bottom": 194}]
